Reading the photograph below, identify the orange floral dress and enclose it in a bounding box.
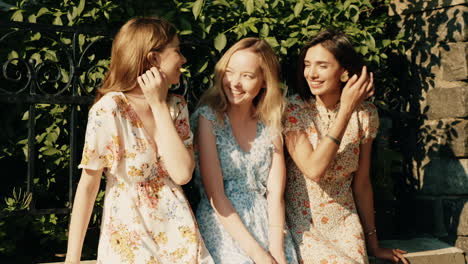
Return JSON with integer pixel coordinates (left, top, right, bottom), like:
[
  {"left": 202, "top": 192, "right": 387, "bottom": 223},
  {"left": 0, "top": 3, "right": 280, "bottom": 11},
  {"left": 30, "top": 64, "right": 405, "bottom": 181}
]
[
  {"left": 283, "top": 95, "right": 379, "bottom": 264},
  {"left": 79, "top": 92, "right": 213, "bottom": 264}
]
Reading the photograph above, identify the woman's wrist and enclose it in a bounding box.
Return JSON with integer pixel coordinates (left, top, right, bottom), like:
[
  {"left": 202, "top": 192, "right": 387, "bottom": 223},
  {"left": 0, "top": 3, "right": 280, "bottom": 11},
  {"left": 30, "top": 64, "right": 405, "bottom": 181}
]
[
  {"left": 337, "top": 106, "right": 354, "bottom": 121},
  {"left": 64, "top": 257, "right": 80, "bottom": 264},
  {"left": 149, "top": 100, "right": 168, "bottom": 110},
  {"left": 250, "top": 246, "right": 270, "bottom": 262}
]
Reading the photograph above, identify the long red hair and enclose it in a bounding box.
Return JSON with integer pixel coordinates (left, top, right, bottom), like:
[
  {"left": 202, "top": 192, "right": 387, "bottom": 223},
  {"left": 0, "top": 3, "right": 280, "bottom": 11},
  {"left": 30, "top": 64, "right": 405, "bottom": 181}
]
[{"left": 94, "top": 17, "right": 176, "bottom": 103}]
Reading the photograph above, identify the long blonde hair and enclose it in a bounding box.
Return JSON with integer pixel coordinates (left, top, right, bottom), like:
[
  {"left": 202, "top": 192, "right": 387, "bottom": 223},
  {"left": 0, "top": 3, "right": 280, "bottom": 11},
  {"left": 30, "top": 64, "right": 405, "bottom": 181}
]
[
  {"left": 198, "top": 37, "right": 285, "bottom": 136},
  {"left": 94, "top": 17, "right": 177, "bottom": 103}
]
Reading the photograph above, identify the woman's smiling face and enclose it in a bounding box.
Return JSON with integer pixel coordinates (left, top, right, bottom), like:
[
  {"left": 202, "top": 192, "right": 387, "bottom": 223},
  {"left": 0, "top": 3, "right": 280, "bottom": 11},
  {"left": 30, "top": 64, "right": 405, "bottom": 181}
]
[
  {"left": 222, "top": 49, "right": 265, "bottom": 106},
  {"left": 303, "top": 44, "right": 346, "bottom": 97}
]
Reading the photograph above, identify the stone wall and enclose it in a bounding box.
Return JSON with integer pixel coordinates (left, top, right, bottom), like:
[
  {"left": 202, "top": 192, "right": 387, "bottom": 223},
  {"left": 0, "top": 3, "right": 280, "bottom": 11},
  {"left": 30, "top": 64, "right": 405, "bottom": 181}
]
[{"left": 390, "top": 0, "right": 467, "bottom": 252}]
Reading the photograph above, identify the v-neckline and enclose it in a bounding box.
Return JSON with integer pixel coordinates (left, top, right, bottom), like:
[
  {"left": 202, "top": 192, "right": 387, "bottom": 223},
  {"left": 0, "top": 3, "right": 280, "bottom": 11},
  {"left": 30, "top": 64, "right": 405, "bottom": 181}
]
[
  {"left": 120, "top": 92, "right": 159, "bottom": 154},
  {"left": 225, "top": 113, "right": 261, "bottom": 154}
]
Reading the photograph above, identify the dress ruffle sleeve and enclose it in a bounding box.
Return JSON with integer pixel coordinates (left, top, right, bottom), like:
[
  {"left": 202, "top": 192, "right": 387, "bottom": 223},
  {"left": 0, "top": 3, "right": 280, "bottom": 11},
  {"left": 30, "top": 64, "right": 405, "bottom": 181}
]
[
  {"left": 360, "top": 101, "right": 380, "bottom": 144},
  {"left": 190, "top": 105, "right": 223, "bottom": 138},
  {"left": 169, "top": 94, "right": 194, "bottom": 149},
  {"left": 78, "top": 95, "right": 120, "bottom": 174},
  {"left": 283, "top": 94, "right": 308, "bottom": 134}
]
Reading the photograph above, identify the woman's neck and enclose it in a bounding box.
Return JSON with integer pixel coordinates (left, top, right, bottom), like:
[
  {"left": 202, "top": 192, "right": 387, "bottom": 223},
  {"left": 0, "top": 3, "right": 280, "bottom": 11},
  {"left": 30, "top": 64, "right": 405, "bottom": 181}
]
[
  {"left": 125, "top": 86, "right": 145, "bottom": 97},
  {"left": 316, "top": 90, "right": 341, "bottom": 110},
  {"left": 227, "top": 103, "right": 256, "bottom": 123}
]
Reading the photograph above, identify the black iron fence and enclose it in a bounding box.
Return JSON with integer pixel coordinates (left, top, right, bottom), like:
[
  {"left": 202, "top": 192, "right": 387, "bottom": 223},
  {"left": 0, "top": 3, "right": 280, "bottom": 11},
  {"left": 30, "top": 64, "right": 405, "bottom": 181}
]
[
  {"left": 0, "top": 21, "right": 212, "bottom": 219},
  {"left": 0, "top": 21, "right": 113, "bottom": 217}
]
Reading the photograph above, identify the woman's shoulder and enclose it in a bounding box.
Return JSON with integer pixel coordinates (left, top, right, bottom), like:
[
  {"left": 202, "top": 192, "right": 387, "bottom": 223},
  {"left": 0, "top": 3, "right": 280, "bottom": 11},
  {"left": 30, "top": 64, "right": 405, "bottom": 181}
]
[
  {"left": 285, "top": 94, "right": 316, "bottom": 116},
  {"left": 90, "top": 91, "right": 123, "bottom": 113},
  {"left": 287, "top": 94, "right": 306, "bottom": 106},
  {"left": 167, "top": 93, "right": 187, "bottom": 106},
  {"left": 194, "top": 104, "right": 218, "bottom": 121},
  {"left": 356, "top": 101, "right": 378, "bottom": 115}
]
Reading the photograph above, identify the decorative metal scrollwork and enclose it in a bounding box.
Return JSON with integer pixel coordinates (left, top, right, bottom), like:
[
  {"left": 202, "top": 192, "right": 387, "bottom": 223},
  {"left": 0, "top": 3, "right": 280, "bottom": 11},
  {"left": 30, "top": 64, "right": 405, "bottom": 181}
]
[{"left": 0, "top": 23, "right": 112, "bottom": 99}]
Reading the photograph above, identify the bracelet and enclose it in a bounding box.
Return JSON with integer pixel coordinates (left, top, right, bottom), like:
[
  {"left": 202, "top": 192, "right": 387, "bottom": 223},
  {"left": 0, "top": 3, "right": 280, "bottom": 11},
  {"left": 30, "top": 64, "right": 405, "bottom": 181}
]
[
  {"left": 326, "top": 134, "right": 341, "bottom": 145},
  {"left": 365, "top": 228, "right": 377, "bottom": 237}
]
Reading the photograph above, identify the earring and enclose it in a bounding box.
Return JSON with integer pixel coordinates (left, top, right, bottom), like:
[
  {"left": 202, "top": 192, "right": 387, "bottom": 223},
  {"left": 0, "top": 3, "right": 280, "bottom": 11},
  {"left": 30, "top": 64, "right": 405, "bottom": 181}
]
[{"left": 340, "top": 72, "right": 349, "bottom": 82}]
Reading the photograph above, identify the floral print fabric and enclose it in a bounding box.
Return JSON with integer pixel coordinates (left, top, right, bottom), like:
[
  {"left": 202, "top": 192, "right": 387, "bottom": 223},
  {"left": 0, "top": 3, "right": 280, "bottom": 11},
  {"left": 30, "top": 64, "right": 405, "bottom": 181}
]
[
  {"left": 283, "top": 95, "right": 379, "bottom": 264},
  {"left": 79, "top": 92, "right": 213, "bottom": 264},
  {"left": 191, "top": 106, "right": 299, "bottom": 264}
]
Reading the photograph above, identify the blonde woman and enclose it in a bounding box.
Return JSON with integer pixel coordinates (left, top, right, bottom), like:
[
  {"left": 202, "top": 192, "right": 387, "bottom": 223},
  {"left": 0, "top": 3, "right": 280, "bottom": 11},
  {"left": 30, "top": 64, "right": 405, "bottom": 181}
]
[
  {"left": 192, "top": 38, "right": 298, "bottom": 264},
  {"left": 65, "top": 17, "right": 213, "bottom": 264}
]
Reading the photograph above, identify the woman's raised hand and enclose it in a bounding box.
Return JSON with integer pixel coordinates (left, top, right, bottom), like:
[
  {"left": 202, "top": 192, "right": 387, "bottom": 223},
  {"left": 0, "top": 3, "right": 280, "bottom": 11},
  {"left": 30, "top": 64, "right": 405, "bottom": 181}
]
[
  {"left": 137, "top": 66, "right": 169, "bottom": 104},
  {"left": 340, "top": 66, "right": 374, "bottom": 113}
]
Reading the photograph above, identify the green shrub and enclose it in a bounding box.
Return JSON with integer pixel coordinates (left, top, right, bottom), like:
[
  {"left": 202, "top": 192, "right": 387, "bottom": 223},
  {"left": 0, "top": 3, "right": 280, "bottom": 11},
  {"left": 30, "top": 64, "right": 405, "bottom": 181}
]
[{"left": 1, "top": 0, "right": 406, "bottom": 262}]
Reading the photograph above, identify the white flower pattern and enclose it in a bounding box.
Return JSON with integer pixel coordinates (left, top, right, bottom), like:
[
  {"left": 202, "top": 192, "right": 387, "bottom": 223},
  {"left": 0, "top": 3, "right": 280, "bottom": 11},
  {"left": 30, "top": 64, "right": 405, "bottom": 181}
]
[
  {"left": 283, "top": 95, "right": 379, "bottom": 264},
  {"left": 79, "top": 92, "right": 213, "bottom": 264}
]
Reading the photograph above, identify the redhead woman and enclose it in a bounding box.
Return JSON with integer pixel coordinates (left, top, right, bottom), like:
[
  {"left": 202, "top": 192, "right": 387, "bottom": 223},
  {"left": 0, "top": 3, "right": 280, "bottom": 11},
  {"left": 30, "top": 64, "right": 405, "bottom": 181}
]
[
  {"left": 283, "top": 29, "right": 408, "bottom": 264},
  {"left": 65, "top": 17, "right": 213, "bottom": 264},
  {"left": 192, "top": 38, "right": 298, "bottom": 264}
]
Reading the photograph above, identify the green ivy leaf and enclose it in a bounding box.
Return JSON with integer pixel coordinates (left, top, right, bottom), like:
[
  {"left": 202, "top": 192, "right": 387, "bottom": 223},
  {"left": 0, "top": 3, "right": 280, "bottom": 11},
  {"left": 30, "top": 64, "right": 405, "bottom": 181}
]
[
  {"left": 260, "top": 24, "right": 269, "bottom": 38},
  {"left": 294, "top": 0, "right": 304, "bottom": 17},
  {"left": 214, "top": 33, "right": 227, "bottom": 52},
  {"left": 179, "top": 30, "right": 192, "bottom": 35},
  {"left": 248, "top": 24, "right": 258, "bottom": 33},
  {"left": 42, "top": 147, "right": 60, "bottom": 156},
  {"left": 22, "top": 111, "right": 29, "bottom": 121},
  {"left": 36, "top": 7, "right": 49, "bottom": 17},
  {"left": 28, "top": 14, "right": 36, "bottom": 23},
  {"left": 349, "top": 5, "right": 359, "bottom": 23},
  {"left": 343, "top": 0, "right": 352, "bottom": 10},
  {"left": 213, "top": 0, "right": 230, "bottom": 7},
  {"left": 265, "top": 36, "right": 279, "bottom": 48},
  {"left": 382, "top": 39, "right": 391, "bottom": 47},
  {"left": 367, "top": 34, "right": 376, "bottom": 50},
  {"left": 11, "top": 10, "right": 23, "bottom": 22},
  {"left": 245, "top": 0, "right": 254, "bottom": 15},
  {"left": 76, "top": 0, "right": 86, "bottom": 17},
  {"left": 192, "top": 0, "right": 204, "bottom": 20},
  {"left": 198, "top": 60, "right": 208, "bottom": 73},
  {"left": 53, "top": 15, "right": 63, "bottom": 25}
]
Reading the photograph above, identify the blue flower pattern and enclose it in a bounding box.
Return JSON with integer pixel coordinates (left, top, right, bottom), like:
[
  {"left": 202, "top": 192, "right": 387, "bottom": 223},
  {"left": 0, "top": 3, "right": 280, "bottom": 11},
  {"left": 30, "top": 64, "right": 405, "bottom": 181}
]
[{"left": 191, "top": 106, "right": 298, "bottom": 264}]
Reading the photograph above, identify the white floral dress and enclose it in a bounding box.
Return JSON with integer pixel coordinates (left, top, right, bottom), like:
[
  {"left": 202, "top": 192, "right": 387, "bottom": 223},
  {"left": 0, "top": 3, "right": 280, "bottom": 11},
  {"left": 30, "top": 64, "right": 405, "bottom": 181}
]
[
  {"left": 78, "top": 92, "right": 213, "bottom": 264},
  {"left": 191, "top": 106, "right": 298, "bottom": 264},
  {"left": 283, "top": 95, "right": 379, "bottom": 264}
]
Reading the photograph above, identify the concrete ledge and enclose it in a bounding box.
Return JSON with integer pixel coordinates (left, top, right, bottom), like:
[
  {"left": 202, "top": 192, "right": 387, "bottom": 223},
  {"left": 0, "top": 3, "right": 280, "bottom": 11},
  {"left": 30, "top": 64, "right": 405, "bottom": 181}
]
[
  {"left": 40, "top": 238, "right": 466, "bottom": 264},
  {"left": 39, "top": 261, "right": 96, "bottom": 264},
  {"left": 370, "top": 238, "right": 467, "bottom": 264}
]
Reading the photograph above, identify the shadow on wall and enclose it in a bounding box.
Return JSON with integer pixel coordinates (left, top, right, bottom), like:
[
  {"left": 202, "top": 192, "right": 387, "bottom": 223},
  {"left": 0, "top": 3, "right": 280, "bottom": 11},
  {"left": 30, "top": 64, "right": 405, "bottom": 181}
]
[{"left": 373, "top": 0, "right": 467, "bottom": 249}]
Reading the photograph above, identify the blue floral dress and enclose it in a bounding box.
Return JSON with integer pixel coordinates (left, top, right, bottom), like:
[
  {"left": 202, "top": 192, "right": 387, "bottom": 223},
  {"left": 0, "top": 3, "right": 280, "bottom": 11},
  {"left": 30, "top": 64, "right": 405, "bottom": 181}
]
[{"left": 191, "top": 106, "right": 298, "bottom": 264}]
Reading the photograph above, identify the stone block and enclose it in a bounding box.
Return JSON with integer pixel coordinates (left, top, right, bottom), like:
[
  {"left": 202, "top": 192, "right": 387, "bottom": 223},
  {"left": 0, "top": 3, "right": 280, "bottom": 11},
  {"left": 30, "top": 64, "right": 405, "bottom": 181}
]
[
  {"left": 427, "top": 86, "right": 468, "bottom": 119},
  {"left": 443, "top": 199, "right": 468, "bottom": 236},
  {"left": 371, "top": 238, "right": 466, "bottom": 264},
  {"left": 455, "top": 236, "right": 468, "bottom": 252},
  {"left": 389, "top": 0, "right": 467, "bottom": 16},
  {"left": 424, "top": 119, "right": 468, "bottom": 157},
  {"left": 442, "top": 42, "right": 468, "bottom": 81},
  {"left": 404, "top": 197, "right": 450, "bottom": 237},
  {"left": 390, "top": 3, "right": 468, "bottom": 42},
  {"left": 422, "top": 158, "right": 468, "bottom": 195}
]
